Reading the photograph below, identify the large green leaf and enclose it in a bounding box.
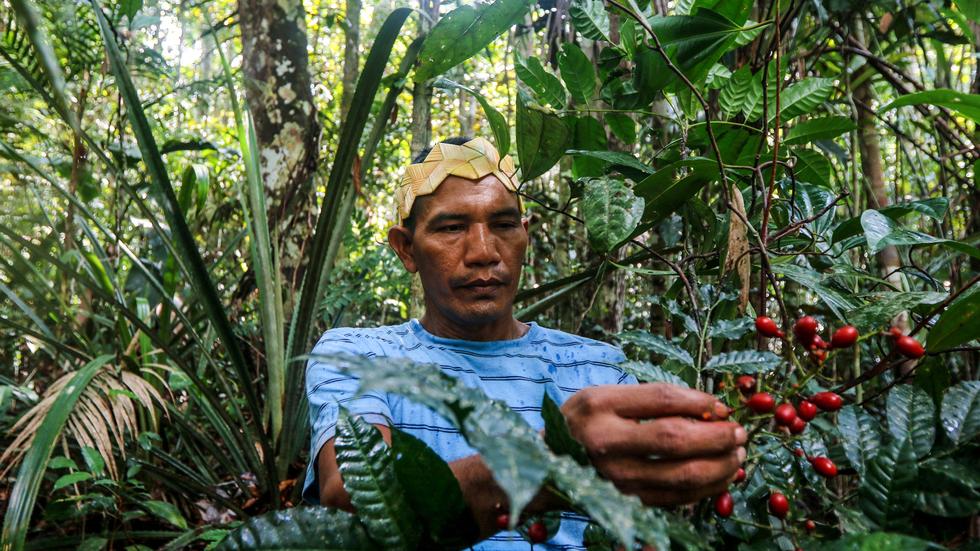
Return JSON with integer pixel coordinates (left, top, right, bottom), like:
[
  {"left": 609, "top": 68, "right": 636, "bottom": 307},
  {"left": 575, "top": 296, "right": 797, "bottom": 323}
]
[
  {"left": 771, "top": 263, "right": 861, "bottom": 319},
  {"left": 783, "top": 115, "right": 856, "bottom": 145},
  {"left": 434, "top": 78, "right": 510, "bottom": 156},
  {"left": 833, "top": 199, "right": 949, "bottom": 243},
  {"left": 844, "top": 292, "right": 947, "bottom": 332},
  {"left": 837, "top": 405, "right": 881, "bottom": 476},
  {"left": 793, "top": 148, "right": 832, "bottom": 188},
  {"left": 704, "top": 351, "right": 782, "bottom": 373},
  {"left": 542, "top": 394, "right": 589, "bottom": 466},
  {"left": 916, "top": 459, "right": 980, "bottom": 518},
  {"left": 414, "top": 0, "right": 534, "bottom": 82},
  {"left": 633, "top": 158, "right": 716, "bottom": 227},
  {"left": 516, "top": 90, "right": 570, "bottom": 180},
  {"left": 861, "top": 210, "right": 980, "bottom": 260},
  {"left": 558, "top": 43, "right": 596, "bottom": 103},
  {"left": 619, "top": 331, "right": 694, "bottom": 366},
  {"left": 885, "top": 386, "right": 935, "bottom": 459},
  {"left": 335, "top": 412, "right": 419, "bottom": 550},
  {"left": 618, "top": 361, "right": 689, "bottom": 387},
  {"left": 581, "top": 177, "right": 644, "bottom": 253},
  {"left": 719, "top": 66, "right": 763, "bottom": 120},
  {"left": 812, "top": 532, "right": 945, "bottom": 551},
  {"left": 565, "top": 150, "right": 654, "bottom": 181},
  {"left": 708, "top": 317, "right": 754, "bottom": 340},
  {"left": 515, "top": 56, "right": 565, "bottom": 108},
  {"left": 881, "top": 88, "right": 980, "bottom": 123},
  {"left": 142, "top": 500, "right": 189, "bottom": 530},
  {"left": 940, "top": 381, "right": 980, "bottom": 445},
  {"left": 648, "top": 9, "right": 742, "bottom": 85},
  {"left": 1, "top": 355, "right": 112, "bottom": 551},
  {"left": 773, "top": 78, "right": 835, "bottom": 121},
  {"left": 859, "top": 437, "right": 918, "bottom": 530},
  {"left": 215, "top": 507, "right": 373, "bottom": 550},
  {"left": 569, "top": 0, "right": 610, "bottom": 41},
  {"left": 389, "top": 428, "right": 469, "bottom": 547},
  {"left": 927, "top": 287, "right": 980, "bottom": 352}
]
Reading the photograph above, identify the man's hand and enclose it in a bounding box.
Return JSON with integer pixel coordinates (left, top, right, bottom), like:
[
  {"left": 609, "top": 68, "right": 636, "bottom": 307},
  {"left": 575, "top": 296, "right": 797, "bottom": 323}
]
[{"left": 561, "top": 383, "right": 746, "bottom": 506}]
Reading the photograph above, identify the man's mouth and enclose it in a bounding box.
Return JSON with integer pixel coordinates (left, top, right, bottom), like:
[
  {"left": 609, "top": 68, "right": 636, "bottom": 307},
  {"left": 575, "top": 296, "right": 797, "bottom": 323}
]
[{"left": 459, "top": 278, "right": 505, "bottom": 293}]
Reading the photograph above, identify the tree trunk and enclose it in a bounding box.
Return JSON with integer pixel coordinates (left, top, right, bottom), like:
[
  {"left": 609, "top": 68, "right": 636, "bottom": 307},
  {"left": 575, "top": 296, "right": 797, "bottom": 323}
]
[
  {"left": 238, "top": 0, "right": 320, "bottom": 300},
  {"left": 341, "top": 0, "right": 361, "bottom": 120}
]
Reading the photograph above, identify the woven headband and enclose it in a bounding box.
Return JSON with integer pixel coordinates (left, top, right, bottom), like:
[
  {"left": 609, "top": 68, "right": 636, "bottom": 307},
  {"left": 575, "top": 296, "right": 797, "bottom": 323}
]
[{"left": 396, "top": 137, "right": 521, "bottom": 220}]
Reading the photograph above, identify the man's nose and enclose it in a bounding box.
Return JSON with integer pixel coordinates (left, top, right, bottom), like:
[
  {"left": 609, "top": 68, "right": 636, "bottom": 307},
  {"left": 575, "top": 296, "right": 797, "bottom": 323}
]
[{"left": 464, "top": 224, "right": 502, "bottom": 266}]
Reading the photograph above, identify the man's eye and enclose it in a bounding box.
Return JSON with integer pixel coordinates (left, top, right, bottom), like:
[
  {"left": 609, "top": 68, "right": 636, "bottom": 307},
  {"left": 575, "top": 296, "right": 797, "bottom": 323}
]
[{"left": 438, "top": 225, "right": 464, "bottom": 232}]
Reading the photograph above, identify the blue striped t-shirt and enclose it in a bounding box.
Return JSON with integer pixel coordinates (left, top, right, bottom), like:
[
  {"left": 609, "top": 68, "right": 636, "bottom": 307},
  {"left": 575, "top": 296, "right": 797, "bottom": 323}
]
[{"left": 303, "top": 318, "right": 636, "bottom": 550}]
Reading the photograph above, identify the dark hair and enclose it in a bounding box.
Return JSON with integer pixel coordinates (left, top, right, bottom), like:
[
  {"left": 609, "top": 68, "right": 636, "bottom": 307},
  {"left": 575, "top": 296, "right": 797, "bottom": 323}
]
[{"left": 403, "top": 136, "right": 474, "bottom": 231}]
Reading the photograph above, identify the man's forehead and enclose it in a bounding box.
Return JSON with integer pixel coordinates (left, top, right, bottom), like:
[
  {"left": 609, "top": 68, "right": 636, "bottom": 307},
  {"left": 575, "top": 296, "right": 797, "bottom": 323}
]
[{"left": 415, "top": 175, "right": 521, "bottom": 219}]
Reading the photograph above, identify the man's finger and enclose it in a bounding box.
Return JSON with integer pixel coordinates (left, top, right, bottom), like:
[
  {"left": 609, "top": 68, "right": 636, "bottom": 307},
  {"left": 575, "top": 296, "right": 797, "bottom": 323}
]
[
  {"left": 606, "top": 383, "right": 731, "bottom": 420},
  {"left": 598, "top": 449, "right": 743, "bottom": 493},
  {"left": 631, "top": 477, "right": 734, "bottom": 507},
  {"left": 587, "top": 417, "right": 746, "bottom": 458}
]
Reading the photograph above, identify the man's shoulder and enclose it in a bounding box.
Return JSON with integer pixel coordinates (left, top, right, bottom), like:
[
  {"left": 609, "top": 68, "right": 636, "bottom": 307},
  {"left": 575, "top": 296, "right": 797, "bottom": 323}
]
[
  {"left": 311, "top": 322, "right": 415, "bottom": 354},
  {"left": 529, "top": 323, "right": 626, "bottom": 363}
]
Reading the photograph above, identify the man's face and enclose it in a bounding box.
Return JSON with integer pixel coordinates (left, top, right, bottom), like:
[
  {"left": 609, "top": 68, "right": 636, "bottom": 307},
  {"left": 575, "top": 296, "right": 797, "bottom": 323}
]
[{"left": 390, "top": 174, "right": 528, "bottom": 327}]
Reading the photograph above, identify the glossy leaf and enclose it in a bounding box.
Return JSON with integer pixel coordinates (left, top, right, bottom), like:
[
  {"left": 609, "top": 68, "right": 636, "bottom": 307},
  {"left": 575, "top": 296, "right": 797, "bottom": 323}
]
[
  {"left": 833, "top": 199, "right": 949, "bottom": 242},
  {"left": 618, "top": 361, "right": 689, "bottom": 387},
  {"left": 581, "top": 177, "right": 644, "bottom": 253},
  {"left": 705, "top": 350, "right": 782, "bottom": 373},
  {"left": 793, "top": 148, "right": 833, "bottom": 188},
  {"left": 516, "top": 90, "right": 570, "bottom": 180},
  {"left": 542, "top": 394, "right": 589, "bottom": 465},
  {"left": 335, "top": 412, "right": 419, "bottom": 550},
  {"left": 708, "top": 317, "right": 754, "bottom": 339},
  {"left": 569, "top": 0, "right": 610, "bottom": 41},
  {"left": 916, "top": 460, "right": 980, "bottom": 518},
  {"left": 861, "top": 210, "right": 980, "bottom": 260},
  {"left": 143, "top": 500, "right": 189, "bottom": 530},
  {"left": 719, "top": 66, "right": 762, "bottom": 119},
  {"left": 813, "top": 532, "right": 945, "bottom": 551},
  {"left": 558, "top": 43, "right": 596, "bottom": 103},
  {"left": 414, "top": 0, "right": 534, "bottom": 82},
  {"left": 837, "top": 405, "right": 881, "bottom": 476},
  {"left": 772, "top": 263, "right": 861, "bottom": 319},
  {"left": 773, "top": 78, "right": 834, "bottom": 121},
  {"left": 515, "top": 57, "right": 566, "bottom": 108},
  {"left": 565, "top": 150, "right": 653, "bottom": 181},
  {"left": 783, "top": 115, "right": 856, "bottom": 145},
  {"left": 940, "top": 381, "right": 980, "bottom": 445},
  {"left": 859, "top": 437, "right": 918, "bottom": 530},
  {"left": 881, "top": 88, "right": 980, "bottom": 123},
  {"left": 927, "top": 287, "right": 980, "bottom": 352},
  {"left": 52, "top": 471, "right": 91, "bottom": 491},
  {"left": 619, "top": 331, "right": 695, "bottom": 366},
  {"left": 214, "top": 507, "right": 373, "bottom": 550},
  {"left": 885, "top": 386, "right": 935, "bottom": 459},
  {"left": 648, "top": 9, "right": 742, "bottom": 85},
  {"left": 844, "top": 292, "right": 947, "bottom": 332},
  {"left": 634, "top": 158, "right": 716, "bottom": 226}
]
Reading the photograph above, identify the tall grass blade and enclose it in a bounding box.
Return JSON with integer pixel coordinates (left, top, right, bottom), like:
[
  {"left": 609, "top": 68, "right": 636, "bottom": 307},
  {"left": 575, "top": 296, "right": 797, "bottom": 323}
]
[{"left": 0, "top": 354, "right": 113, "bottom": 551}]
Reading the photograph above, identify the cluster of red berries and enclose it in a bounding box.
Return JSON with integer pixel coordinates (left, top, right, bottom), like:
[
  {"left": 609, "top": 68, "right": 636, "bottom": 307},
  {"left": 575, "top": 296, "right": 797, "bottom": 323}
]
[
  {"left": 756, "top": 315, "right": 860, "bottom": 363},
  {"left": 743, "top": 387, "right": 842, "bottom": 435},
  {"left": 888, "top": 327, "right": 926, "bottom": 359}
]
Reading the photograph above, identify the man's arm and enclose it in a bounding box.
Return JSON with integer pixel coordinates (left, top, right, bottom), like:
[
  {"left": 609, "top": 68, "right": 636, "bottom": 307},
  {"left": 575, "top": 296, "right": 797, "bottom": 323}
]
[{"left": 317, "top": 383, "right": 746, "bottom": 541}]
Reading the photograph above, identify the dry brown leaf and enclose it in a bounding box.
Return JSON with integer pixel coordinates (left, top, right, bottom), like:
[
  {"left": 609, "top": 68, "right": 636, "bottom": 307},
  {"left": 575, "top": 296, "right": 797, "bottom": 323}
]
[{"left": 723, "top": 187, "right": 751, "bottom": 313}]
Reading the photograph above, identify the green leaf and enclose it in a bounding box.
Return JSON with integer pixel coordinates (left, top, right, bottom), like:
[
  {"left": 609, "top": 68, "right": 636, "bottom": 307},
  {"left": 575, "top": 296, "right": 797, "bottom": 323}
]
[
  {"left": 773, "top": 78, "right": 834, "bottom": 121},
  {"left": 631, "top": 47, "right": 674, "bottom": 101},
  {"left": 516, "top": 90, "right": 570, "bottom": 180},
  {"left": 336, "top": 412, "right": 419, "bottom": 550},
  {"left": 542, "top": 394, "right": 589, "bottom": 465},
  {"left": 565, "top": 150, "right": 653, "bottom": 181},
  {"left": 881, "top": 88, "right": 980, "bottom": 123},
  {"left": 927, "top": 287, "right": 980, "bottom": 352},
  {"left": 568, "top": 116, "right": 608, "bottom": 178},
  {"left": 783, "top": 115, "right": 856, "bottom": 145},
  {"left": 619, "top": 331, "right": 694, "bottom": 366},
  {"left": 833, "top": 199, "right": 949, "bottom": 243},
  {"left": 120, "top": 0, "right": 143, "bottom": 20},
  {"left": 581, "top": 178, "right": 644, "bottom": 252},
  {"left": 80, "top": 446, "right": 105, "bottom": 476},
  {"left": 434, "top": 78, "right": 510, "bottom": 156},
  {"left": 634, "top": 158, "right": 716, "bottom": 226},
  {"left": 648, "top": 9, "right": 742, "bottom": 85},
  {"left": 705, "top": 351, "right": 782, "bottom": 373},
  {"left": 708, "top": 317, "right": 754, "bottom": 339},
  {"left": 389, "top": 427, "right": 470, "bottom": 546},
  {"left": 886, "top": 386, "right": 935, "bottom": 459},
  {"left": 569, "top": 0, "right": 610, "bottom": 41},
  {"left": 143, "top": 500, "right": 188, "bottom": 530},
  {"left": 215, "top": 507, "right": 374, "bottom": 550},
  {"left": 618, "top": 361, "right": 688, "bottom": 387},
  {"left": 48, "top": 457, "right": 78, "bottom": 471},
  {"left": 1, "top": 355, "right": 112, "bottom": 550},
  {"left": 414, "top": 0, "right": 534, "bottom": 82},
  {"left": 916, "top": 460, "right": 980, "bottom": 518},
  {"left": 558, "top": 43, "right": 596, "bottom": 103},
  {"left": 837, "top": 405, "right": 881, "bottom": 476},
  {"left": 52, "top": 471, "right": 92, "bottom": 491},
  {"left": 606, "top": 113, "right": 636, "bottom": 144},
  {"left": 515, "top": 57, "right": 566, "bottom": 108},
  {"left": 859, "top": 437, "right": 918, "bottom": 530},
  {"left": 861, "top": 210, "right": 980, "bottom": 260},
  {"left": 793, "top": 148, "right": 832, "bottom": 188},
  {"left": 772, "top": 263, "right": 861, "bottom": 319},
  {"left": 940, "top": 381, "right": 980, "bottom": 445},
  {"left": 719, "top": 66, "right": 762, "bottom": 119},
  {"left": 844, "top": 292, "right": 947, "bottom": 333},
  {"left": 957, "top": 0, "right": 980, "bottom": 23},
  {"left": 813, "top": 532, "right": 945, "bottom": 551}
]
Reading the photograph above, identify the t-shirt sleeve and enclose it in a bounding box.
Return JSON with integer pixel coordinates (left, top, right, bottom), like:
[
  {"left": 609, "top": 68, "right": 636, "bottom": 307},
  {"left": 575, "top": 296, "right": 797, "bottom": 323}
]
[
  {"left": 303, "top": 329, "right": 392, "bottom": 504},
  {"left": 608, "top": 345, "right": 638, "bottom": 385}
]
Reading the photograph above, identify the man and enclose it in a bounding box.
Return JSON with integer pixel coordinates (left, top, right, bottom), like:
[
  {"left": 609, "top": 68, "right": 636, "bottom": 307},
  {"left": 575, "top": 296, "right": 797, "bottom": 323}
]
[{"left": 304, "top": 136, "right": 746, "bottom": 549}]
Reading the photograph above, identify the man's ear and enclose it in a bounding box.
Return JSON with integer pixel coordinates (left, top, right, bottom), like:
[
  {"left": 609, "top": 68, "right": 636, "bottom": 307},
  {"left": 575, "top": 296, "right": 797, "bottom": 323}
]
[{"left": 387, "top": 225, "right": 418, "bottom": 273}]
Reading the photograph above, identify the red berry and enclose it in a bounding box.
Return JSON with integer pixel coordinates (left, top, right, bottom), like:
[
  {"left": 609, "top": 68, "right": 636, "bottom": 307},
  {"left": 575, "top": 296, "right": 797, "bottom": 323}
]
[
  {"left": 736, "top": 375, "right": 756, "bottom": 395},
  {"left": 889, "top": 326, "right": 904, "bottom": 338},
  {"left": 811, "top": 348, "right": 827, "bottom": 363},
  {"left": 789, "top": 417, "right": 807, "bottom": 434},
  {"left": 810, "top": 335, "right": 829, "bottom": 350},
  {"left": 895, "top": 335, "right": 925, "bottom": 359},
  {"left": 810, "top": 457, "right": 838, "bottom": 478},
  {"left": 793, "top": 316, "right": 819, "bottom": 345},
  {"left": 794, "top": 448, "right": 805, "bottom": 457},
  {"left": 495, "top": 514, "right": 509, "bottom": 530},
  {"left": 528, "top": 521, "right": 548, "bottom": 543},
  {"left": 734, "top": 467, "right": 746, "bottom": 483},
  {"left": 774, "top": 403, "right": 797, "bottom": 426},
  {"left": 805, "top": 519, "right": 816, "bottom": 532},
  {"left": 714, "top": 491, "right": 734, "bottom": 517},
  {"left": 717, "top": 380, "right": 727, "bottom": 391},
  {"left": 797, "top": 400, "right": 818, "bottom": 421},
  {"left": 810, "top": 392, "right": 843, "bottom": 412},
  {"left": 768, "top": 492, "right": 790, "bottom": 518},
  {"left": 831, "top": 325, "right": 859, "bottom": 348},
  {"left": 755, "top": 316, "right": 784, "bottom": 338},
  {"left": 746, "top": 392, "right": 776, "bottom": 413}
]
